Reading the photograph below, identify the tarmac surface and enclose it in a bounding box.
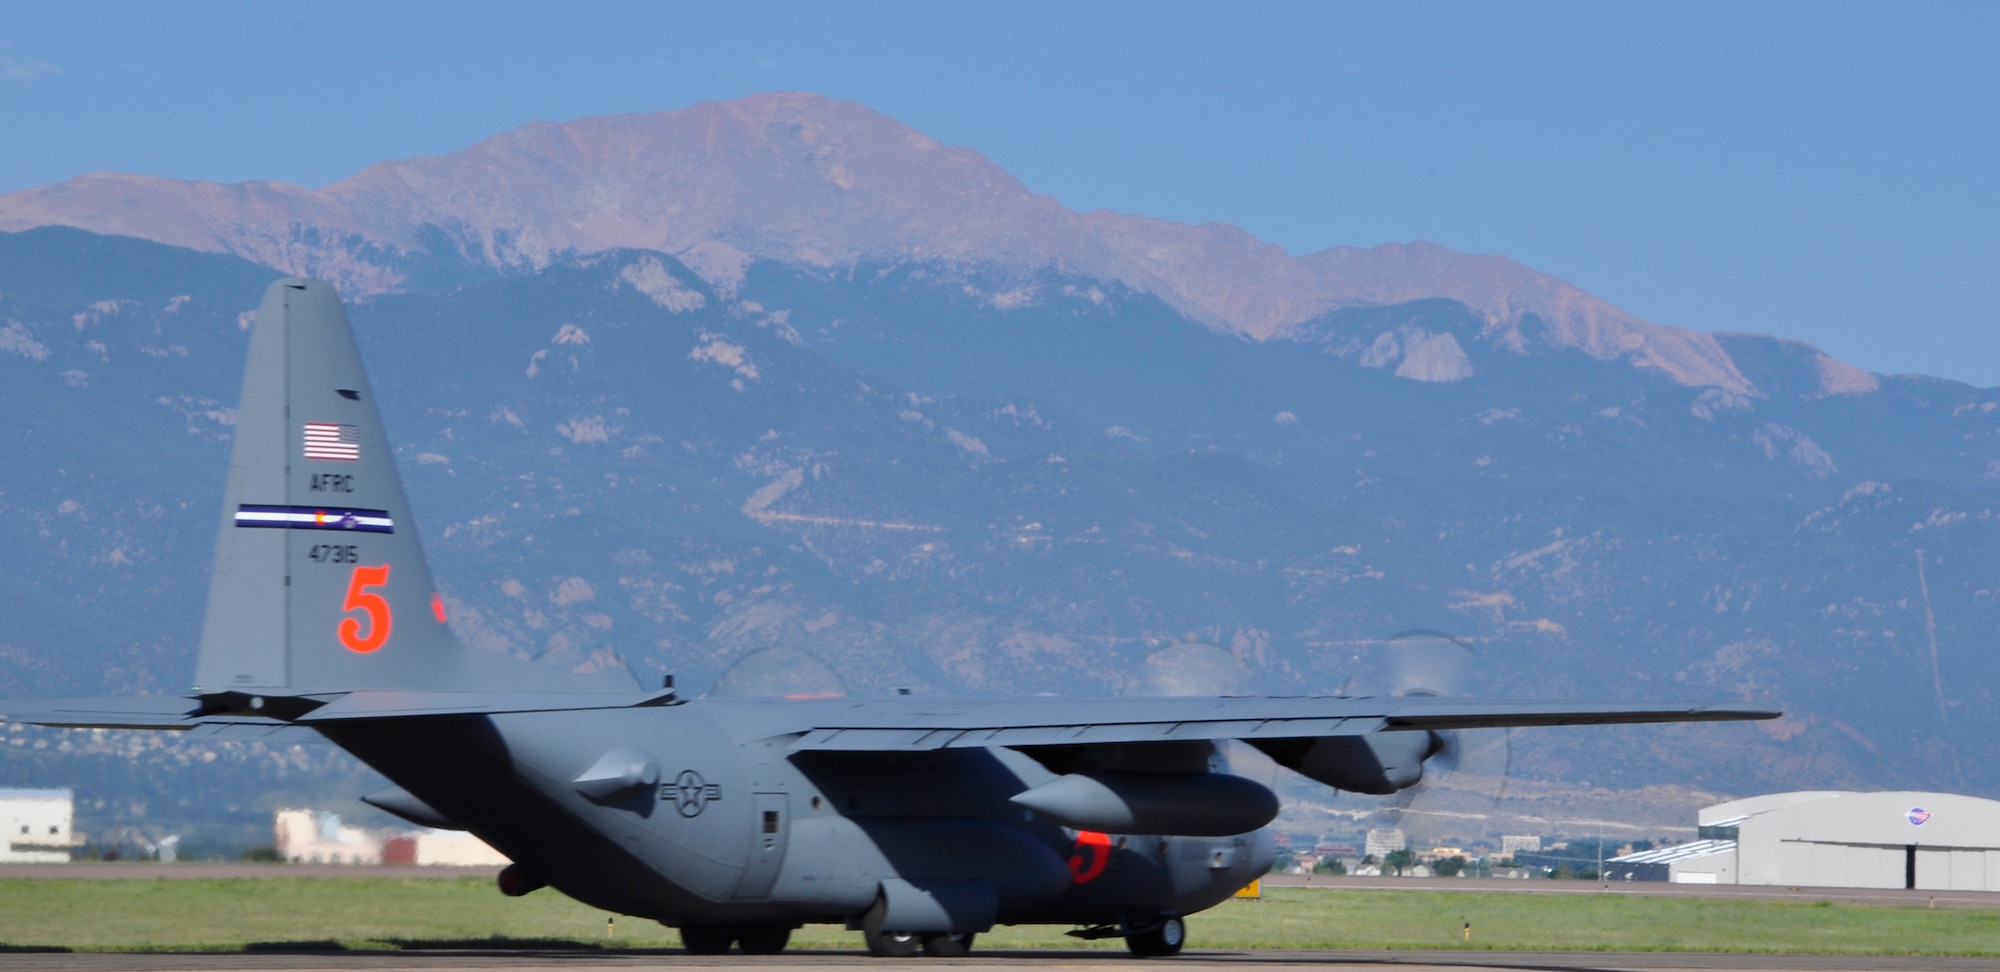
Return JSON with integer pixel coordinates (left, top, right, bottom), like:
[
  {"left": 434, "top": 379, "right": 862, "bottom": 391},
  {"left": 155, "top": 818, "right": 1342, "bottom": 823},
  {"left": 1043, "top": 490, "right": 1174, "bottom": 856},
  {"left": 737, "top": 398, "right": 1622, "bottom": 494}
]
[
  {"left": 0, "top": 950, "right": 1992, "bottom": 972},
  {"left": 1259, "top": 873, "right": 2000, "bottom": 909},
  {"left": 0, "top": 863, "right": 504, "bottom": 881},
  {"left": 3, "top": 868, "right": 1994, "bottom": 971},
  {"left": 9, "top": 865, "right": 1998, "bottom": 911}
]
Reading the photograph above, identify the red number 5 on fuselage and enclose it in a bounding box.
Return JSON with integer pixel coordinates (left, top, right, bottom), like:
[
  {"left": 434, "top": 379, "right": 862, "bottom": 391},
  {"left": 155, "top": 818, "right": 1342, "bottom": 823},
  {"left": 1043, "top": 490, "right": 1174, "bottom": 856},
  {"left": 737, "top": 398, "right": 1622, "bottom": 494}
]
[{"left": 339, "top": 564, "right": 392, "bottom": 653}]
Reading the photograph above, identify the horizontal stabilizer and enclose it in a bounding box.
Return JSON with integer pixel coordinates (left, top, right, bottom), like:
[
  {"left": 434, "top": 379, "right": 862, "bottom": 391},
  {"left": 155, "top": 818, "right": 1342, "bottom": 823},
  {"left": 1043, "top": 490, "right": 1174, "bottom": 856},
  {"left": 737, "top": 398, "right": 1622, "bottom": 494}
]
[
  {"left": 298, "top": 688, "right": 677, "bottom": 721},
  {"left": 6, "top": 687, "right": 677, "bottom": 733},
  {"left": 178, "top": 722, "right": 327, "bottom": 743},
  {"left": 1, "top": 695, "right": 207, "bottom": 730},
  {"left": 0, "top": 695, "right": 321, "bottom": 742}
]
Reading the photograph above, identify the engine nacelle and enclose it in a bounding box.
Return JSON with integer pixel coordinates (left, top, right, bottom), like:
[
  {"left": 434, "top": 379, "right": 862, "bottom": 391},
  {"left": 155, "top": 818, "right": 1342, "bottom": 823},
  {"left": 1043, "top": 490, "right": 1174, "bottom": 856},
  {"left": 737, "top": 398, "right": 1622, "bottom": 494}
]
[
  {"left": 1008, "top": 771, "right": 1278, "bottom": 836},
  {"left": 1251, "top": 730, "right": 1442, "bottom": 795}
]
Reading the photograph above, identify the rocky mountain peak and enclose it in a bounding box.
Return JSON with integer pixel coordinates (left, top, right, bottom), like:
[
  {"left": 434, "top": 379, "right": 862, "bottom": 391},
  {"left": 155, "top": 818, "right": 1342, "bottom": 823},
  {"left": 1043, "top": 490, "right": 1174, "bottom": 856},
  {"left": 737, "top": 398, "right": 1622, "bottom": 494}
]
[
  {"left": 322, "top": 93, "right": 1067, "bottom": 280},
  {"left": 0, "top": 92, "right": 1868, "bottom": 396}
]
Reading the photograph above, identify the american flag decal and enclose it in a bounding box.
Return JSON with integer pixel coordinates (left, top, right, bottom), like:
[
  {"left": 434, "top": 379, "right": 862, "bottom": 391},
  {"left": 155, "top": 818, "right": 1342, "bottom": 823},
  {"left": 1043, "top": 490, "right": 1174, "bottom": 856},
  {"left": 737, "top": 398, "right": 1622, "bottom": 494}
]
[{"left": 303, "top": 422, "right": 360, "bottom": 461}]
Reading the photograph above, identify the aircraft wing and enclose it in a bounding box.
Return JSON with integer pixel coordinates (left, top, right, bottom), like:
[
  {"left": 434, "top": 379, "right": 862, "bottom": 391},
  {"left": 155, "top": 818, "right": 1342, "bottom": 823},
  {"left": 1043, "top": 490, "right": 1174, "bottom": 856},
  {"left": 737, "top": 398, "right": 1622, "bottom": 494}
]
[
  {"left": 773, "top": 695, "right": 1778, "bottom": 752},
  {"left": 3, "top": 691, "right": 1774, "bottom": 751}
]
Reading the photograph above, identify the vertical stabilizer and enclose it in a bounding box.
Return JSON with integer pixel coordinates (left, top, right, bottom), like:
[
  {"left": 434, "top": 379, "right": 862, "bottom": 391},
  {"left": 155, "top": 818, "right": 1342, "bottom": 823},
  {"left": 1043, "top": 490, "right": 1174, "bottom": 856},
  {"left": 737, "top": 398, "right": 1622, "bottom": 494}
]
[{"left": 195, "top": 279, "right": 634, "bottom": 697}]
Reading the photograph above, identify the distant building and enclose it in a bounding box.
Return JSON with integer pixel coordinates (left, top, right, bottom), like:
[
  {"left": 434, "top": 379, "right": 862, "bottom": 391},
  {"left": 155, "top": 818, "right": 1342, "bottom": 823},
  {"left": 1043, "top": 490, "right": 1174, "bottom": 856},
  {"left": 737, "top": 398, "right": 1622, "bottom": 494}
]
[
  {"left": 275, "top": 809, "right": 380, "bottom": 865},
  {"left": 1500, "top": 835, "right": 1542, "bottom": 856},
  {"left": 274, "top": 808, "right": 507, "bottom": 866},
  {"left": 1605, "top": 838, "right": 1738, "bottom": 883},
  {"left": 1609, "top": 791, "right": 2000, "bottom": 890},
  {"left": 410, "top": 829, "right": 509, "bottom": 866},
  {"left": 1364, "top": 827, "right": 1406, "bottom": 858},
  {"left": 0, "top": 788, "right": 74, "bottom": 863}
]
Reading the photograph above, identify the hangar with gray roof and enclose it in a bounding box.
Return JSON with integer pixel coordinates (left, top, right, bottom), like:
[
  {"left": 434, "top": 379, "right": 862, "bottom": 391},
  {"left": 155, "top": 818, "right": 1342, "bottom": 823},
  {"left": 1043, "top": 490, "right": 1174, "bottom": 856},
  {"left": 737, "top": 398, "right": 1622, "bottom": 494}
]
[{"left": 1608, "top": 790, "right": 2000, "bottom": 891}]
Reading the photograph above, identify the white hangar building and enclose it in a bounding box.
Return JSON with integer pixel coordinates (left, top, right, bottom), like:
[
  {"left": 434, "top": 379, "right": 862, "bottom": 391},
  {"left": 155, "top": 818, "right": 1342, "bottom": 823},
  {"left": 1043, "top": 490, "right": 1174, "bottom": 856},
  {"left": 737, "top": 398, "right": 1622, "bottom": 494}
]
[
  {"left": 1, "top": 787, "right": 74, "bottom": 863},
  {"left": 1610, "top": 790, "right": 2000, "bottom": 891}
]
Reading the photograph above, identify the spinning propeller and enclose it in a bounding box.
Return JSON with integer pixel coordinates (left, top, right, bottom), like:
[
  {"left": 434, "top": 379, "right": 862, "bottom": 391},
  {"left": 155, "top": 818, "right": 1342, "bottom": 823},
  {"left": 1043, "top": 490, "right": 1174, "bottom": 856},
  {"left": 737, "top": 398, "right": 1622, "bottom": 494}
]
[
  {"left": 708, "top": 647, "right": 850, "bottom": 700},
  {"left": 1366, "top": 630, "right": 1514, "bottom": 845}
]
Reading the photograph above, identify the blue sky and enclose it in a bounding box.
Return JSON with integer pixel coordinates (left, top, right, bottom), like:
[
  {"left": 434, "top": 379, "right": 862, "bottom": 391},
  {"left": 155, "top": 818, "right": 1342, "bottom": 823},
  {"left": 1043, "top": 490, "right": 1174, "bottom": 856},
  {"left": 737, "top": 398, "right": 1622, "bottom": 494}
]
[{"left": 2, "top": 1, "right": 1996, "bottom": 385}]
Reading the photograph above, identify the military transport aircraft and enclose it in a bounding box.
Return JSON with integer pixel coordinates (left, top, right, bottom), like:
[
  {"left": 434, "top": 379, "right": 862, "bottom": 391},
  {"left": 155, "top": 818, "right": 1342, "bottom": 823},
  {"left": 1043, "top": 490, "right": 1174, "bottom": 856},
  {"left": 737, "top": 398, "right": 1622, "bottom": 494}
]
[{"left": 1, "top": 279, "right": 1777, "bottom": 957}]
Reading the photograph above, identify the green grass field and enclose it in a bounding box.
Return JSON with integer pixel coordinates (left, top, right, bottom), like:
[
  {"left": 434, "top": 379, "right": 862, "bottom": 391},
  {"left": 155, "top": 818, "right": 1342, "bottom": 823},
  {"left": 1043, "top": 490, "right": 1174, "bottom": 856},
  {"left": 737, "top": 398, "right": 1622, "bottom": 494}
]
[{"left": 2, "top": 878, "right": 1998, "bottom": 955}]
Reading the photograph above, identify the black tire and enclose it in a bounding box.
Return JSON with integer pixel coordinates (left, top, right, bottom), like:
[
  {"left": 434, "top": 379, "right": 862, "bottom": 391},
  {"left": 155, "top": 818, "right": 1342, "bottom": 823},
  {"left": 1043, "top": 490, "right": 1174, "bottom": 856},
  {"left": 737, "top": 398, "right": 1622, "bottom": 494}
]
[
  {"left": 861, "top": 896, "right": 922, "bottom": 957},
  {"left": 1125, "top": 916, "right": 1185, "bottom": 957},
  {"left": 865, "top": 928, "right": 921, "bottom": 957},
  {"left": 680, "top": 924, "right": 735, "bottom": 955},
  {"left": 921, "top": 932, "right": 975, "bottom": 957},
  {"left": 737, "top": 925, "right": 792, "bottom": 955}
]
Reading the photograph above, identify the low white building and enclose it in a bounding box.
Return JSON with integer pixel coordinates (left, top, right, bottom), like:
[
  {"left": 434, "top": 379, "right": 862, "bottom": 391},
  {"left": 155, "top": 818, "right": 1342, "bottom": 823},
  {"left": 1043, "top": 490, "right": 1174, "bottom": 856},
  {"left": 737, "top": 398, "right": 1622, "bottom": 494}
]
[
  {"left": 1611, "top": 790, "right": 2000, "bottom": 891},
  {"left": 1606, "top": 838, "right": 1738, "bottom": 884},
  {"left": 383, "top": 828, "right": 511, "bottom": 866},
  {"left": 1364, "top": 827, "right": 1407, "bottom": 858},
  {"left": 274, "top": 809, "right": 380, "bottom": 865},
  {"left": 1, "top": 788, "right": 74, "bottom": 863},
  {"left": 417, "top": 830, "right": 509, "bottom": 865},
  {"left": 276, "top": 808, "right": 508, "bottom": 866}
]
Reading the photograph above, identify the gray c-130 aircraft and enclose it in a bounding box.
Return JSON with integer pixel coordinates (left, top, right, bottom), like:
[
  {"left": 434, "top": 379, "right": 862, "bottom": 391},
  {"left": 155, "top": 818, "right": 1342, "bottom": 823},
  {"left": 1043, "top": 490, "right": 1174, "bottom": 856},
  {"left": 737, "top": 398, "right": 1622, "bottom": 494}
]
[{"left": 3, "top": 279, "right": 1778, "bottom": 957}]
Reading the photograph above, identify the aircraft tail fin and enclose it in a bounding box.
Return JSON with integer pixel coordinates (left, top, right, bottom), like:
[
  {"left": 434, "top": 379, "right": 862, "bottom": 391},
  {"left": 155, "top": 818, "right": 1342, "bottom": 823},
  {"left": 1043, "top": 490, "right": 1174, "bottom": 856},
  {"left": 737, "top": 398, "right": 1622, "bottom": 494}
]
[{"left": 193, "top": 279, "right": 635, "bottom": 698}]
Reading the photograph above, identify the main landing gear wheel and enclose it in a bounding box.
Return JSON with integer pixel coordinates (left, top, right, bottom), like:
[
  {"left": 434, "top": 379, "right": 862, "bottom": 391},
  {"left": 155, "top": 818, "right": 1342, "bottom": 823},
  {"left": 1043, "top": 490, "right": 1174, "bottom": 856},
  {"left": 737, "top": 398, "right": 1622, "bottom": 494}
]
[
  {"left": 922, "top": 932, "right": 975, "bottom": 957},
  {"left": 1126, "top": 916, "right": 1185, "bottom": 957},
  {"left": 680, "top": 924, "right": 735, "bottom": 955},
  {"left": 864, "top": 928, "right": 921, "bottom": 957},
  {"left": 862, "top": 897, "right": 921, "bottom": 957},
  {"left": 737, "top": 925, "right": 792, "bottom": 955}
]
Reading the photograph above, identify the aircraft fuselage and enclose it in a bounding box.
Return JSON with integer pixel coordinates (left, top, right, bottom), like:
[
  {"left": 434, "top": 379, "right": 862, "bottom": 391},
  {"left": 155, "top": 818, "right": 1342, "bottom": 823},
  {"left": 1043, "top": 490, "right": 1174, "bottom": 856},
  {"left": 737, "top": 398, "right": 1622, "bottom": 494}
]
[{"left": 324, "top": 701, "right": 1274, "bottom": 930}]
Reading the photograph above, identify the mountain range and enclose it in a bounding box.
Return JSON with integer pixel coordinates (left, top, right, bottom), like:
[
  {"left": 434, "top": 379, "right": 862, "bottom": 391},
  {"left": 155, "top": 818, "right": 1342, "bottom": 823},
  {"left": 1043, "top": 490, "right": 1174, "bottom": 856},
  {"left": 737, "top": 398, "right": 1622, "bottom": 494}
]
[
  {"left": 0, "top": 93, "right": 1792, "bottom": 394},
  {"left": 3, "top": 93, "right": 1997, "bottom": 846}
]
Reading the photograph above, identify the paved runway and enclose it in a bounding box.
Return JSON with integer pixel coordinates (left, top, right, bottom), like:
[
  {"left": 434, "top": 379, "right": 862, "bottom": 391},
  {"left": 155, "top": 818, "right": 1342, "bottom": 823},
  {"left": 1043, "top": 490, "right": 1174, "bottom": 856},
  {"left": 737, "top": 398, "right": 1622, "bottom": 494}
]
[
  {"left": 1261, "top": 874, "right": 2000, "bottom": 909},
  {"left": 11, "top": 867, "right": 1997, "bottom": 912},
  {"left": 0, "top": 864, "right": 503, "bottom": 881},
  {"left": 0, "top": 950, "right": 1991, "bottom": 972},
  {"left": 3, "top": 869, "right": 1991, "bottom": 970}
]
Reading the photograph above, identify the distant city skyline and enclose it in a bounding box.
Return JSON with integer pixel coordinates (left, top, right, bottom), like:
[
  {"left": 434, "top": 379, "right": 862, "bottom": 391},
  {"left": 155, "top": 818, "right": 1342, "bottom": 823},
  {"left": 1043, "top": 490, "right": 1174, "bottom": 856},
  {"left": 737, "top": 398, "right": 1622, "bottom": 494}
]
[{"left": 1, "top": 1, "right": 1993, "bottom": 385}]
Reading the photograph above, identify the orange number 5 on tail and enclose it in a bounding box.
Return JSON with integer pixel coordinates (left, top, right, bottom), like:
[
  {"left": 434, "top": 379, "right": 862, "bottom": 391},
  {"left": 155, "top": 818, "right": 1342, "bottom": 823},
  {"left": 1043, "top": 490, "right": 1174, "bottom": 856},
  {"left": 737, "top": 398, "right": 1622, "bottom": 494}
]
[{"left": 339, "top": 564, "right": 392, "bottom": 653}]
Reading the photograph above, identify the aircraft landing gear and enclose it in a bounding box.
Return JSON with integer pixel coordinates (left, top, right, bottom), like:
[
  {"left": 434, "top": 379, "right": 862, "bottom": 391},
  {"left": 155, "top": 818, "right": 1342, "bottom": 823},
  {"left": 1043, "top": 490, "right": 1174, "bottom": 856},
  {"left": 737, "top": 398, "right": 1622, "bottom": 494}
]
[
  {"left": 679, "top": 924, "right": 792, "bottom": 955},
  {"left": 862, "top": 895, "right": 919, "bottom": 956},
  {"left": 680, "top": 925, "right": 734, "bottom": 955},
  {"left": 737, "top": 925, "right": 792, "bottom": 954},
  {"left": 863, "top": 926, "right": 921, "bottom": 957},
  {"left": 859, "top": 892, "right": 977, "bottom": 957},
  {"left": 1125, "top": 916, "right": 1185, "bottom": 957},
  {"left": 922, "top": 932, "right": 975, "bottom": 957}
]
